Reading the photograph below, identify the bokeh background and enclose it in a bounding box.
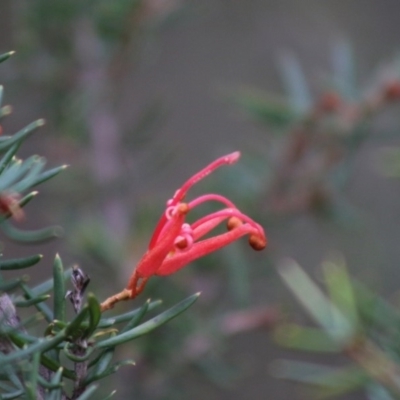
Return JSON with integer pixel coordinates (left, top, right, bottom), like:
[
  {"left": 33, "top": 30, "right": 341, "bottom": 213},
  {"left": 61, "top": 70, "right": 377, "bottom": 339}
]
[{"left": 2, "top": 1, "right": 400, "bottom": 399}]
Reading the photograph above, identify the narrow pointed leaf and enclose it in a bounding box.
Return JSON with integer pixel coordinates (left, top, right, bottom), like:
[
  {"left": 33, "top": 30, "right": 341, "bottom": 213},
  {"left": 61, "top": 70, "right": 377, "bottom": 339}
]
[
  {"left": 84, "top": 293, "right": 102, "bottom": 338},
  {"left": 25, "top": 351, "right": 41, "bottom": 400},
  {"left": 0, "top": 277, "right": 24, "bottom": 292},
  {"left": 98, "top": 299, "right": 162, "bottom": 328},
  {"left": 271, "top": 359, "right": 368, "bottom": 394},
  {"left": 0, "top": 120, "right": 45, "bottom": 152},
  {"left": 322, "top": 255, "right": 359, "bottom": 327},
  {"left": 0, "top": 220, "right": 63, "bottom": 243},
  {"left": 97, "top": 293, "right": 200, "bottom": 348},
  {"left": 99, "top": 390, "right": 117, "bottom": 400},
  {"left": 20, "top": 283, "right": 53, "bottom": 322},
  {"left": 1, "top": 390, "right": 25, "bottom": 399},
  {"left": 274, "top": 323, "right": 340, "bottom": 352},
  {"left": 0, "top": 329, "right": 66, "bottom": 364},
  {"left": 0, "top": 254, "right": 42, "bottom": 270},
  {"left": 333, "top": 40, "right": 357, "bottom": 100},
  {"left": 89, "top": 348, "right": 114, "bottom": 375},
  {"left": 23, "top": 164, "right": 68, "bottom": 189},
  {"left": 230, "top": 89, "right": 297, "bottom": 128},
  {"left": 279, "top": 52, "right": 312, "bottom": 114},
  {"left": 14, "top": 294, "right": 50, "bottom": 307},
  {"left": 65, "top": 306, "right": 89, "bottom": 339},
  {"left": 29, "top": 267, "right": 72, "bottom": 297},
  {"left": 75, "top": 384, "right": 98, "bottom": 400},
  {"left": 53, "top": 254, "right": 66, "bottom": 322},
  {"left": 0, "top": 143, "right": 21, "bottom": 175},
  {"left": 120, "top": 299, "right": 150, "bottom": 334},
  {"left": 84, "top": 360, "right": 135, "bottom": 385},
  {"left": 0, "top": 51, "right": 15, "bottom": 64},
  {"left": 278, "top": 259, "right": 354, "bottom": 345}
]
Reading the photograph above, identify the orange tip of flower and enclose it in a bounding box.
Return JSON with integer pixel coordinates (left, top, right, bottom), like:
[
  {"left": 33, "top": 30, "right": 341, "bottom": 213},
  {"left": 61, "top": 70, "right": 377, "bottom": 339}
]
[{"left": 249, "top": 234, "right": 267, "bottom": 251}]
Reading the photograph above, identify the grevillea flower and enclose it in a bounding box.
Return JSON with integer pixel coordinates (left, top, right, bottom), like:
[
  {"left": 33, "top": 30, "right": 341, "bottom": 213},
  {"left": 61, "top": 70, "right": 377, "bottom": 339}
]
[{"left": 100, "top": 152, "right": 267, "bottom": 311}]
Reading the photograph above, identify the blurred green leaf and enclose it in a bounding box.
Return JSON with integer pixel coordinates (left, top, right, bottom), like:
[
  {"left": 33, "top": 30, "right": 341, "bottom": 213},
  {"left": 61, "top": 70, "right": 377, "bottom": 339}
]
[
  {"left": 279, "top": 52, "right": 312, "bottom": 114},
  {"left": 332, "top": 40, "right": 357, "bottom": 101},
  {"left": 322, "top": 254, "right": 359, "bottom": 328},
  {"left": 75, "top": 384, "right": 98, "bottom": 400},
  {"left": 0, "top": 254, "right": 42, "bottom": 270},
  {"left": 278, "top": 259, "right": 354, "bottom": 345},
  {"left": 1, "top": 389, "right": 25, "bottom": 399},
  {"left": 0, "top": 51, "right": 15, "bottom": 64},
  {"left": 274, "top": 323, "right": 340, "bottom": 352},
  {"left": 229, "top": 88, "right": 297, "bottom": 128},
  {"left": 271, "top": 359, "right": 368, "bottom": 397}
]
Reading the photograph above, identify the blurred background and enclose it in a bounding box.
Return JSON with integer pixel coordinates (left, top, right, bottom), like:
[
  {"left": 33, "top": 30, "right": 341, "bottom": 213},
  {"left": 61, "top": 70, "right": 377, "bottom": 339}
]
[{"left": 2, "top": 1, "right": 400, "bottom": 399}]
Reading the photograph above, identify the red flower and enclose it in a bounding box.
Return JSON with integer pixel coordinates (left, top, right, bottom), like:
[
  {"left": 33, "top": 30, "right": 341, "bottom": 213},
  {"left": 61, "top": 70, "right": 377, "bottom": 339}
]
[{"left": 100, "top": 152, "right": 267, "bottom": 311}]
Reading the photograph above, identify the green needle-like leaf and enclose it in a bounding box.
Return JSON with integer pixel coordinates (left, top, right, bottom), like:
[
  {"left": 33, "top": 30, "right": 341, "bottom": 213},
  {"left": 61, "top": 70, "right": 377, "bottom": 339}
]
[
  {"left": 53, "top": 254, "right": 66, "bottom": 322},
  {"left": 229, "top": 89, "right": 297, "bottom": 128},
  {"left": 322, "top": 254, "right": 359, "bottom": 328},
  {"left": 14, "top": 294, "right": 50, "bottom": 307},
  {"left": 84, "top": 293, "right": 102, "bottom": 338},
  {"left": 0, "top": 119, "right": 45, "bottom": 152},
  {"left": 84, "top": 360, "right": 135, "bottom": 385},
  {"left": 0, "top": 143, "right": 21, "bottom": 176},
  {"left": 332, "top": 40, "right": 357, "bottom": 101},
  {"left": 0, "top": 329, "right": 66, "bottom": 365},
  {"left": 0, "top": 220, "right": 63, "bottom": 243},
  {"left": 0, "top": 277, "right": 25, "bottom": 292},
  {"left": 1, "top": 390, "right": 25, "bottom": 399},
  {"left": 120, "top": 298, "right": 150, "bottom": 334},
  {"left": 98, "top": 299, "right": 162, "bottom": 328},
  {"left": 23, "top": 164, "right": 69, "bottom": 190},
  {"left": 0, "top": 51, "right": 15, "bottom": 64},
  {"left": 65, "top": 306, "right": 89, "bottom": 339},
  {"left": 99, "top": 390, "right": 117, "bottom": 400},
  {"left": 75, "top": 384, "right": 98, "bottom": 400},
  {"left": 279, "top": 52, "right": 312, "bottom": 114},
  {"left": 271, "top": 359, "right": 368, "bottom": 395},
  {"left": 89, "top": 348, "right": 114, "bottom": 377},
  {"left": 278, "top": 259, "right": 354, "bottom": 345},
  {"left": 20, "top": 283, "right": 53, "bottom": 322},
  {"left": 0, "top": 254, "right": 42, "bottom": 270},
  {"left": 274, "top": 323, "right": 340, "bottom": 352},
  {"left": 25, "top": 351, "right": 41, "bottom": 400},
  {"left": 97, "top": 293, "right": 200, "bottom": 348},
  {"left": 30, "top": 267, "right": 72, "bottom": 297},
  {"left": 40, "top": 368, "right": 63, "bottom": 400}
]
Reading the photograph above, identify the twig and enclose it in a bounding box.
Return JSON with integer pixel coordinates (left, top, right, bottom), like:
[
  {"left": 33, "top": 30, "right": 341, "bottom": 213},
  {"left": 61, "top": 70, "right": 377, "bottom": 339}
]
[{"left": 66, "top": 265, "right": 90, "bottom": 399}]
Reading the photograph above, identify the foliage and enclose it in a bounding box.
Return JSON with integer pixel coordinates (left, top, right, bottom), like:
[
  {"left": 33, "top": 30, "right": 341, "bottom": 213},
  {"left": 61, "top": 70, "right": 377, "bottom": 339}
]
[{"left": 0, "top": 52, "right": 199, "bottom": 400}]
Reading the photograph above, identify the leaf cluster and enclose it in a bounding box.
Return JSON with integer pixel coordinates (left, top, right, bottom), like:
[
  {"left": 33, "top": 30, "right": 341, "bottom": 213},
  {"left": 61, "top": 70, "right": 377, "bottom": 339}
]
[{"left": 0, "top": 52, "right": 200, "bottom": 400}]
